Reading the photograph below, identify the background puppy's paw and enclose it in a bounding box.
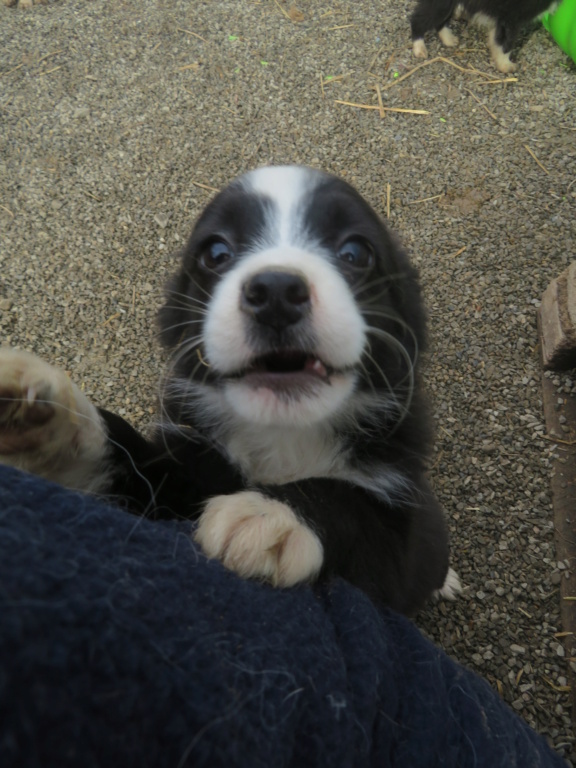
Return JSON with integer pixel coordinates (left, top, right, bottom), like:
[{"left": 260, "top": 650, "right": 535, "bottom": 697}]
[
  {"left": 0, "top": 348, "right": 109, "bottom": 491},
  {"left": 434, "top": 567, "right": 462, "bottom": 601},
  {"left": 412, "top": 39, "right": 428, "bottom": 59},
  {"left": 195, "top": 491, "right": 324, "bottom": 587},
  {"left": 438, "top": 26, "right": 458, "bottom": 48}
]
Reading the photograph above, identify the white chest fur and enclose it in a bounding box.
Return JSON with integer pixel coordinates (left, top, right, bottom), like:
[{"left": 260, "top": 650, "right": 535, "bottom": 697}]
[{"left": 224, "top": 422, "right": 342, "bottom": 485}]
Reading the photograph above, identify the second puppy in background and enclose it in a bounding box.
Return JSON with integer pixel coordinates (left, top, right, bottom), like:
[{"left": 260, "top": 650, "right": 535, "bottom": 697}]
[{"left": 410, "top": 0, "right": 559, "bottom": 72}]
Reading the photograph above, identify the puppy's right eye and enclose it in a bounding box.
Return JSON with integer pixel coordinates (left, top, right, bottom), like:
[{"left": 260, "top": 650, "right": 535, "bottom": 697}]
[
  {"left": 200, "top": 240, "right": 234, "bottom": 271},
  {"left": 337, "top": 239, "right": 374, "bottom": 270}
]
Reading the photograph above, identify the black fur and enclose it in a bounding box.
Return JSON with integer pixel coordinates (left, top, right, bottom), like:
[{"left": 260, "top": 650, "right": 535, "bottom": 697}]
[
  {"left": 411, "top": 0, "right": 557, "bottom": 63},
  {"left": 97, "top": 167, "right": 453, "bottom": 616}
]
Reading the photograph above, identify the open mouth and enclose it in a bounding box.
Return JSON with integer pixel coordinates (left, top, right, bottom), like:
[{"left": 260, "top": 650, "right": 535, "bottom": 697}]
[{"left": 236, "top": 350, "right": 333, "bottom": 391}]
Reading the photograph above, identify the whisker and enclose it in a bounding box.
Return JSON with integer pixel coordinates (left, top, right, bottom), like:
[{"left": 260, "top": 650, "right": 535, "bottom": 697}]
[
  {"left": 360, "top": 326, "right": 416, "bottom": 432},
  {"left": 181, "top": 270, "right": 212, "bottom": 301},
  {"left": 352, "top": 271, "right": 412, "bottom": 299},
  {"left": 163, "top": 297, "right": 210, "bottom": 314},
  {"left": 156, "top": 319, "right": 205, "bottom": 338},
  {"left": 361, "top": 349, "right": 409, "bottom": 419},
  {"left": 363, "top": 315, "right": 419, "bottom": 366}
]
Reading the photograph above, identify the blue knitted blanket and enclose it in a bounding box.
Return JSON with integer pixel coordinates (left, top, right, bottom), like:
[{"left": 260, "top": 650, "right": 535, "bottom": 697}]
[{"left": 0, "top": 465, "right": 565, "bottom": 767}]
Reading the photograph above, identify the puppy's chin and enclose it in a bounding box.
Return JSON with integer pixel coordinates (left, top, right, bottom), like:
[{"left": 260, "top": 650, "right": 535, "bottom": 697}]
[{"left": 222, "top": 373, "right": 356, "bottom": 427}]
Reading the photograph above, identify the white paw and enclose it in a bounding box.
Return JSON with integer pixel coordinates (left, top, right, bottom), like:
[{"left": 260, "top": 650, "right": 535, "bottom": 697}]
[
  {"left": 434, "top": 567, "right": 462, "bottom": 601},
  {"left": 3, "top": 0, "right": 36, "bottom": 7},
  {"left": 412, "top": 39, "right": 428, "bottom": 59},
  {"left": 493, "top": 55, "right": 517, "bottom": 74},
  {"left": 0, "top": 348, "right": 109, "bottom": 491},
  {"left": 438, "top": 26, "right": 458, "bottom": 47},
  {"left": 453, "top": 4, "right": 465, "bottom": 21},
  {"left": 195, "top": 490, "right": 324, "bottom": 587},
  {"left": 488, "top": 31, "right": 517, "bottom": 73}
]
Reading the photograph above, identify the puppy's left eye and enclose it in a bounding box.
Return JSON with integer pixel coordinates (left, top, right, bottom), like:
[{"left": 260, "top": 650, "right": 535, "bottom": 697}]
[
  {"left": 200, "top": 240, "right": 234, "bottom": 271},
  {"left": 337, "top": 239, "right": 374, "bottom": 269}
]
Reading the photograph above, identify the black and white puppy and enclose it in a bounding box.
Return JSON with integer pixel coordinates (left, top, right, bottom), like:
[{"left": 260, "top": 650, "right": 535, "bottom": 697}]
[
  {"left": 0, "top": 166, "right": 459, "bottom": 616},
  {"left": 411, "top": 0, "right": 559, "bottom": 73}
]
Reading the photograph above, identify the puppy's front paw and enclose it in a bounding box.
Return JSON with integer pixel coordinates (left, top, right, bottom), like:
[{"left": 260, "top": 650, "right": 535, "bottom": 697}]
[
  {"left": 438, "top": 26, "right": 458, "bottom": 48},
  {"left": 3, "top": 0, "right": 38, "bottom": 7},
  {"left": 0, "top": 348, "right": 109, "bottom": 491},
  {"left": 434, "top": 567, "right": 462, "bottom": 601},
  {"left": 195, "top": 491, "right": 324, "bottom": 587},
  {"left": 412, "top": 39, "right": 428, "bottom": 59}
]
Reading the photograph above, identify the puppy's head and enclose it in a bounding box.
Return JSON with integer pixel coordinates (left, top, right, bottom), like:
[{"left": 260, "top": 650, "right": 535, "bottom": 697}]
[{"left": 160, "top": 166, "right": 426, "bottom": 431}]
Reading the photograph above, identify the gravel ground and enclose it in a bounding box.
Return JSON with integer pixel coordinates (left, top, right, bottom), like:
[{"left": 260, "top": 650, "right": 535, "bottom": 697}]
[{"left": 1, "top": 0, "right": 576, "bottom": 760}]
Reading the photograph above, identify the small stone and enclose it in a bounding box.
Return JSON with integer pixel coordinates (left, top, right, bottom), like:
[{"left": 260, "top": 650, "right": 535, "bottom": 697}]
[
  {"left": 510, "top": 644, "right": 526, "bottom": 655},
  {"left": 154, "top": 213, "right": 170, "bottom": 229}
]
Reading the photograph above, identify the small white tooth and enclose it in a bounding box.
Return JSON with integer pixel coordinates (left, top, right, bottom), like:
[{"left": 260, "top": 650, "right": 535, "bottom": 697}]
[
  {"left": 27, "top": 386, "right": 37, "bottom": 406},
  {"left": 311, "top": 359, "right": 327, "bottom": 377}
]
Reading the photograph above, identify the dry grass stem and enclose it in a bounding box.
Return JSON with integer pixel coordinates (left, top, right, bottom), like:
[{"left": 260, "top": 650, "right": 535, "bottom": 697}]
[
  {"left": 381, "top": 56, "right": 493, "bottom": 91},
  {"left": 477, "top": 77, "right": 518, "bottom": 85},
  {"left": 334, "top": 99, "right": 429, "bottom": 114},
  {"left": 37, "top": 66, "right": 63, "bottom": 77},
  {"left": 465, "top": 88, "right": 498, "bottom": 121},
  {"left": 191, "top": 180, "right": 219, "bottom": 192},
  {"left": 407, "top": 193, "right": 444, "bottom": 205},
  {"left": 0, "top": 204, "right": 14, "bottom": 218},
  {"left": 524, "top": 145, "right": 549, "bottom": 174},
  {"left": 375, "top": 83, "right": 385, "bottom": 118},
  {"left": 272, "top": 0, "right": 290, "bottom": 20},
  {"left": 1, "top": 63, "right": 24, "bottom": 78},
  {"left": 38, "top": 50, "right": 64, "bottom": 64},
  {"left": 177, "top": 28, "right": 209, "bottom": 44}
]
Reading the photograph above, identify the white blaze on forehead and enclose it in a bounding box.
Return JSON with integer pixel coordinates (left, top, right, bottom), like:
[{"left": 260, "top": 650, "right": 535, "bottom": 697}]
[{"left": 243, "top": 166, "right": 320, "bottom": 246}]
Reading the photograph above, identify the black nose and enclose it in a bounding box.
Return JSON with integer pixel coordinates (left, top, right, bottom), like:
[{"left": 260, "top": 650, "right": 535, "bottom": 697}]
[{"left": 241, "top": 271, "right": 310, "bottom": 329}]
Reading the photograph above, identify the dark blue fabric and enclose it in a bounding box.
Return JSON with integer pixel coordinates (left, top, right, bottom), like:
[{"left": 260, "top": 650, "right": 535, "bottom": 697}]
[{"left": 0, "top": 465, "right": 565, "bottom": 768}]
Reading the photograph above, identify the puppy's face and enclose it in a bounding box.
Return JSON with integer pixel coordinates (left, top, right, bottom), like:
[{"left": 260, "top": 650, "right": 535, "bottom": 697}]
[{"left": 160, "top": 166, "right": 424, "bottom": 430}]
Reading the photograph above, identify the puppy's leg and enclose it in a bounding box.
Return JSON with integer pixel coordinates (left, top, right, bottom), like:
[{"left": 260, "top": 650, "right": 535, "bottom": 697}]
[
  {"left": 411, "top": 0, "right": 457, "bottom": 58},
  {"left": 434, "top": 567, "right": 462, "bottom": 600},
  {"left": 438, "top": 25, "right": 459, "bottom": 48},
  {"left": 487, "top": 21, "right": 517, "bottom": 73},
  {"left": 195, "top": 491, "right": 324, "bottom": 587},
  {"left": 0, "top": 348, "right": 110, "bottom": 492},
  {"left": 452, "top": 3, "right": 466, "bottom": 21}
]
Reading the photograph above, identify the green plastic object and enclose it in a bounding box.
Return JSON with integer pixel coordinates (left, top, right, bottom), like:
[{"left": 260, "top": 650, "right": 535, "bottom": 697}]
[{"left": 542, "top": 0, "right": 576, "bottom": 64}]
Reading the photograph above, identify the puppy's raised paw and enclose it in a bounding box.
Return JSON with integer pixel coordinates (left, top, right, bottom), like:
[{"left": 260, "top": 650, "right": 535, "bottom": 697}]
[
  {"left": 195, "top": 491, "right": 324, "bottom": 587},
  {"left": 4, "top": 0, "right": 38, "bottom": 7},
  {"left": 3, "top": 0, "right": 48, "bottom": 8},
  {"left": 434, "top": 567, "right": 462, "bottom": 602},
  {"left": 0, "top": 348, "right": 109, "bottom": 491}
]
